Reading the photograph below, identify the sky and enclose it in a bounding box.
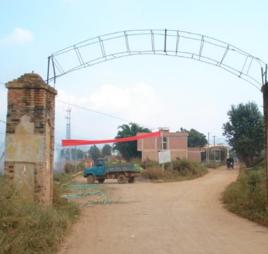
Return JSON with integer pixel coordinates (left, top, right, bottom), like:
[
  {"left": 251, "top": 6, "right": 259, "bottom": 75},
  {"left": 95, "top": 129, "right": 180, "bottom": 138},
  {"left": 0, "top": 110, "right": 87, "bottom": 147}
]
[{"left": 0, "top": 0, "right": 268, "bottom": 148}]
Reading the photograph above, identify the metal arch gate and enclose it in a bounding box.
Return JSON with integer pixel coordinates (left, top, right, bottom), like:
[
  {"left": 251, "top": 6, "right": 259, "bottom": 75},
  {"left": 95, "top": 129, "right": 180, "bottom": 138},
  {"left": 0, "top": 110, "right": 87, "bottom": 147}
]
[
  {"left": 46, "top": 28, "right": 267, "bottom": 90},
  {"left": 47, "top": 28, "right": 268, "bottom": 207}
]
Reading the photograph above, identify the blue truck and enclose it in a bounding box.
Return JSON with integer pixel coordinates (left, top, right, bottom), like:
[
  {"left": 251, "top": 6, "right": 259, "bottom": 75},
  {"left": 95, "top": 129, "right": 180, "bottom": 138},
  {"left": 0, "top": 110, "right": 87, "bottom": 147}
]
[{"left": 83, "top": 159, "right": 141, "bottom": 184}]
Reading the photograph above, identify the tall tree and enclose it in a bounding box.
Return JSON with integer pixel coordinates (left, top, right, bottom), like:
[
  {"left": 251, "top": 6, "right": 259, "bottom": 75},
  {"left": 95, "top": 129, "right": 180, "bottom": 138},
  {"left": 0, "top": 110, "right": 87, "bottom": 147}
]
[
  {"left": 60, "top": 148, "right": 85, "bottom": 160},
  {"left": 223, "top": 102, "right": 264, "bottom": 167},
  {"left": 88, "top": 145, "right": 101, "bottom": 163},
  {"left": 180, "top": 128, "right": 207, "bottom": 147},
  {"left": 102, "top": 144, "right": 112, "bottom": 157},
  {"left": 114, "top": 123, "right": 150, "bottom": 161}
]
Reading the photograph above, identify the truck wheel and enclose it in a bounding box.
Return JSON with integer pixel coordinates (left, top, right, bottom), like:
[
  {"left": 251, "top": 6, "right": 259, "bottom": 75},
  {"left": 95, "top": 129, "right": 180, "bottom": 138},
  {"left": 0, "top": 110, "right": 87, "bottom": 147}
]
[
  {"left": 98, "top": 178, "right": 105, "bottom": 184},
  {"left": 128, "top": 177, "right": 135, "bottom": 183},
  {"left": 87, "top": 175, "right": 96, "bottom": 184},
  {"left": 118, "top": 174, "right": 127, "bottom": 184}
]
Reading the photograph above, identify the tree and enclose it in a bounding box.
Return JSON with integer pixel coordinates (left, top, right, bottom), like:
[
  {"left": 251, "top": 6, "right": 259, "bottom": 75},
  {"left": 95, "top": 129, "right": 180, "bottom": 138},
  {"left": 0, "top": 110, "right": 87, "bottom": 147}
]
[
  {"left": 60, "top": 148, "right": 85, "bottom": 160},
  {"left": 113, "top": 123, "right": 150, "bottom": 161},
  {"left": 88, "top": 145, "right": 101, "bottom": 163},
  {"left": 223, "top": 102, "right": 264, "bottom": 167},
  {"left": 70, "top": 148, "right": 84, "bottom": 160},
  {"left": 102, "top": 144, "right": 112, "bottom": 157},
  {"left": 180, "top": 128, "right": 207, "bottom": 147}
]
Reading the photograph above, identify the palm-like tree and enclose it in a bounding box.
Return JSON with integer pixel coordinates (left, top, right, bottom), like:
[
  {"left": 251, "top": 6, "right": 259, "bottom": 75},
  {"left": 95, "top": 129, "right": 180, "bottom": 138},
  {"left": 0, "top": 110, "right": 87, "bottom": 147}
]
[{"left": 114, "top": 123, "right": 150, "bottom": 161}]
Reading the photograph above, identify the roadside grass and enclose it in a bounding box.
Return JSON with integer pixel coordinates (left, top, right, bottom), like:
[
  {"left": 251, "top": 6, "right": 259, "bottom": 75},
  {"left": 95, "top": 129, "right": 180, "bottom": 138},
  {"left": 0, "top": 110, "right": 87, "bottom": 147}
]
[
  {"left": 0, "top": 174, "right": 80, "bottom": 254},
  {"left": 223, "top": 162, "right": 268, "bottom": 227},
  {"left": 141, "top": 159, "right": 208, "bottom": 182}
]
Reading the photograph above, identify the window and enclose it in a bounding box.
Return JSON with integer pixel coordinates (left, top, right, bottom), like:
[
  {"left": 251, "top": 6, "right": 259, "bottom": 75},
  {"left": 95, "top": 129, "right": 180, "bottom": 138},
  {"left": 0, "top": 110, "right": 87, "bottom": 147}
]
[{"left": 161, "top": 136, "right": 168, "bottom": 150}]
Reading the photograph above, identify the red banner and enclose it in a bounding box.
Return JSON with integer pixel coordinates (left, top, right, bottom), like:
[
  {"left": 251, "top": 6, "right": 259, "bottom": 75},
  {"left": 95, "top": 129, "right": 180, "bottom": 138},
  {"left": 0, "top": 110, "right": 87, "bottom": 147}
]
[{"left": 62, "top": 131, "right": 160, "bottom": 147}]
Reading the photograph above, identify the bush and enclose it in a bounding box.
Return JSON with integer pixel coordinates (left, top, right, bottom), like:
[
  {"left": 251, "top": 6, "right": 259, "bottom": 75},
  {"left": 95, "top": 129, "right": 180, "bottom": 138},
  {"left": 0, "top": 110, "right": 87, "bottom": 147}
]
[
  {"left": 203, "top": 161, "right": 224, "bottom": 169},
  {"left": 0, "top": 175, "right": 80, "bottom": 254},
  {"left": 141, "top": 167, "right": 165, "bottom": 180},
  {"left": 54, "top": 172, "right": 74, "bottom": 184},
  {"left": 141, "top": 159, "right": 207, "bottom": 181},
  {"left": 141, "top": 159, "right": 159, "bottom": 169},
  {"left": 64, "top": 163, "right": 76, "bottom": 173},
  {"left": 169, "top": 159, "right": 207, "bottom": 176},
  {"left": 223, "top": 164, "right": 268, "bottom": 227},
  {"left": 64, "top": 162, "right": 84, "bottom": 173}
]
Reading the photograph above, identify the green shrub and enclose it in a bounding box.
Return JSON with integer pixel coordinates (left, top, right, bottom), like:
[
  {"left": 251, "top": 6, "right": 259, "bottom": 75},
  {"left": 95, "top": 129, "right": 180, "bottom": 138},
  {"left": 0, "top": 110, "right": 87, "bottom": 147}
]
[
  {"left": 64, "top": 163, "right": 74, "bottom": 173},
  {"left": 223, "top": 164, "right": 268, "bottom": 226},
  {"left": 170, "top": 159, "right": 207, "bottom": 176},
  {"left": 64, "top": 163, "right": 76, "bottom": 173},
  {"left": 203, "top": 161, "right": 224, "bottom": 169},
  {"left": 63, "top": 162, "right": 84, "bottom": 174},
  {"left": 129, "top": 158, "right": 142, "bottom": 165},
  {"left": 141, "top": 159, "right": 160, "bottom": 169},
  {"left": 141, "top": 159, "right": 207, "bottom": 181},
  {"left": 0, "top": 175, "right": 79, "bottom": 254},
  {"left": 141, "top": 167, "right": 165, "bottom": 180},
  {"left": 54, "top": 172, "right": 74, "bottom": 184}
]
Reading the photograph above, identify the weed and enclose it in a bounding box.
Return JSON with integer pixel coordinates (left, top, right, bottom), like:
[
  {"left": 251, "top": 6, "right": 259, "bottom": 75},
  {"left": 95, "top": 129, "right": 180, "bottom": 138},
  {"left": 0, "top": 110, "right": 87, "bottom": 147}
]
[
  {"left": 141, "top": 159, "right": 207, "bottom": 181},
  {"left": 203, "top": 161, "right": 224, "bottom": 169},
  {"left": 223, "top": 164, "right": 268, "bottom": 227},
  {"left": 0, "top": 175, "right": 80, "bottom": 254}
]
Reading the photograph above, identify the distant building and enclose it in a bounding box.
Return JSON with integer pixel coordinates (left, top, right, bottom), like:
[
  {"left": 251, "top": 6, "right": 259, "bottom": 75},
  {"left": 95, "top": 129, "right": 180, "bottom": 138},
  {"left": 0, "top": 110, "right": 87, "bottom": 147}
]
[
  {"left": 137, "top": 128, "right": 202, "bottom": 162},
  {"left": 204, "top": 145, "right": 229, "bottom": 162}
]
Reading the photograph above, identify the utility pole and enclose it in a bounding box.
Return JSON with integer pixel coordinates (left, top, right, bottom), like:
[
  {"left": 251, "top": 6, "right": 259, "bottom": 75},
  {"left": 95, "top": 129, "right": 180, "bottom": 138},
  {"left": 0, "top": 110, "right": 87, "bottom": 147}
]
[
  {"left": 65, "top": 107, "right": 72, "bottom": 162},
  {"left": 66, "top": 108, "right": 71, "bottom": 140},
  {"left": 213, "top": 135, "right": 216, "bottom": 161},
  {"left": 207, "top": 132, "right": 210, "bottom": 162}
]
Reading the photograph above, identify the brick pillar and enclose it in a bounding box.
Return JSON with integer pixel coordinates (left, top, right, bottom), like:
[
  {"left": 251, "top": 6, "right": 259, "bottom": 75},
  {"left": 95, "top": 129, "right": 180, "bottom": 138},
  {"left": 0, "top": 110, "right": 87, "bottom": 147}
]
[
  {"left": 262, "top": 82, "right": 268, "bottom": 208},
  {"left": 4, "top": 73, "right": 57, "bottom": 205}
]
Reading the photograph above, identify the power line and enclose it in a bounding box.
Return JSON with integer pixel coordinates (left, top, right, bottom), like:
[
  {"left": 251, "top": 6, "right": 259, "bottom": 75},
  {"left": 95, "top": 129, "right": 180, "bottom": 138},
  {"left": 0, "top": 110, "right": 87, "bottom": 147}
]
[
  {"left": 57, "top": 99, "right": 130, "bottom": 123},
  {"left": 56, "top": 99, "right": 158, "bottom": 131}
]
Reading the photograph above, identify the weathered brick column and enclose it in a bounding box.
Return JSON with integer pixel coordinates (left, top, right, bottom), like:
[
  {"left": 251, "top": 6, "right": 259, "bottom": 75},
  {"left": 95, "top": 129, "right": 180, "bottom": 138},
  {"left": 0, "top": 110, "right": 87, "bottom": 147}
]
[
  {"left": 4, "top": 73, "right": 57, "bottom": 205},
  {"left": 262, "top": 82, "right": 268, "bottom": 208}
]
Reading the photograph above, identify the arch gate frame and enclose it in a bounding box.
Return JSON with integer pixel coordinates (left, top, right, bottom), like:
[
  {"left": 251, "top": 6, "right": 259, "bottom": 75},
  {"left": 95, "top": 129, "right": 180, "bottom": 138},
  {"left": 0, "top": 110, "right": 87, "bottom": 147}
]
[{"left": 46, "top": 29, "right": 266, "bottom": 90}]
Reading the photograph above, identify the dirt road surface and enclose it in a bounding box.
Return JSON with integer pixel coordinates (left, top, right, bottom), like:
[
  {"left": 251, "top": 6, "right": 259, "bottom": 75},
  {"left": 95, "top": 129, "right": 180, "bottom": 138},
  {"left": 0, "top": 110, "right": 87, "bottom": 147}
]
[{"left": 59, "top": 168, "right": 268, "bottom": 254}]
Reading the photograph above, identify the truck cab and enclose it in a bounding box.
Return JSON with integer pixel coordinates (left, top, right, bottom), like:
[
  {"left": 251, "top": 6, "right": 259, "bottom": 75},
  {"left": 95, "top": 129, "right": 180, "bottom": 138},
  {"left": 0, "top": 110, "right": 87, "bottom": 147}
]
[{"left": 84, "top": 158, "right": 106, "bottom": 183}]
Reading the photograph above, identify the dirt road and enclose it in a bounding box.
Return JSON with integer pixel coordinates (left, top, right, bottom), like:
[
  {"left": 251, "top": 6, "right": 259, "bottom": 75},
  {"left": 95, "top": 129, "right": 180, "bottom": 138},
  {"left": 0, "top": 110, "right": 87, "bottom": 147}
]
[{"left": 59, "top": 168, "right": 268, "bottom": 254}]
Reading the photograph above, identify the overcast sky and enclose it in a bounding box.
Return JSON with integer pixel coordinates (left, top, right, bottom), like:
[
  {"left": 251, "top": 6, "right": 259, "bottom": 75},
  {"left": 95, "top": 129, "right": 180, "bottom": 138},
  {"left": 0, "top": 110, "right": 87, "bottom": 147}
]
[{"left": 0, "top": 0, "right": 268, "bottom": 147}]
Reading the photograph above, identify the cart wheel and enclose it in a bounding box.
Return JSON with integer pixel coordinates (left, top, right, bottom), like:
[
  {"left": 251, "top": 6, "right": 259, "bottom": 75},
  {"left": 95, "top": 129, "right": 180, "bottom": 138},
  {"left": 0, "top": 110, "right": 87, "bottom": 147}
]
[
  {"left": 87, "top": 175, "right": 96, "bottom": 184},
  {"left": 118, "top": 174, "right": 127, "bottom": 184},
  {"left": 128, "top": 177, "right": 135, "bottom": 183},
  {"left": 98, "top": 178, "right": 105, "bottom": 184}
]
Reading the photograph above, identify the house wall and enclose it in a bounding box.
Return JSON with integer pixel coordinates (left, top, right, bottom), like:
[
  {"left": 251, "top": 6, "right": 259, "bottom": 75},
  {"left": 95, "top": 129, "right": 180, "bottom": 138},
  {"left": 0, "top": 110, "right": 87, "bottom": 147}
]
[
  {"left": 137, "top": 130, "right": 189, "bottom": 162},
  {"left": 188, "top": 147, "right": 202, "bottom": 162}
]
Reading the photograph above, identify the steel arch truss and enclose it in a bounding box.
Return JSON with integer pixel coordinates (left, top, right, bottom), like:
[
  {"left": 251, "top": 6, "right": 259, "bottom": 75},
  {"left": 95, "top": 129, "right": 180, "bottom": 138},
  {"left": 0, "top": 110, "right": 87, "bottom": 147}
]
[{"left": 47, "top": 29, "right": 267, "bottom": 89}]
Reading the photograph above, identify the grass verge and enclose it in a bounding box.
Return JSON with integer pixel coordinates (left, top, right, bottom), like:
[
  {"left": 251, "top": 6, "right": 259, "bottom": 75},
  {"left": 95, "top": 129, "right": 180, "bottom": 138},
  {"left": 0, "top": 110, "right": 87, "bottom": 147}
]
[
  {"left": 0, "top": 174, "right": 80, "bottom": 254},
  {"left": 141, "top": 159, "right": 208, "bottom": 182},
  {"left": 223, "top": 162, "right": 268, "bottom": 227}
]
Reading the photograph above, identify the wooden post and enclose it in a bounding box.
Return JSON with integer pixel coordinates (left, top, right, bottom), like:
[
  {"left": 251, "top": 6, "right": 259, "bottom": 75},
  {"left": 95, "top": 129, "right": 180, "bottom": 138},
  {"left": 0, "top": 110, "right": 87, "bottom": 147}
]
[{"left": 262, "top": 82, "right": 268, "bottom": 208}]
